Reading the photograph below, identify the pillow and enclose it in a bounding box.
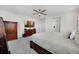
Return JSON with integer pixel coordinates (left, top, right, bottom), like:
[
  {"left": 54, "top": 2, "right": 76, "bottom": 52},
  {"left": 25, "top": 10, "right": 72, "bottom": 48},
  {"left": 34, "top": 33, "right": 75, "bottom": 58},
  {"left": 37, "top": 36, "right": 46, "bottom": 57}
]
[
  {"left": 70, "top": 30, "right": 76, "bottom": 40},
  {"left": 74, "top": 33, "right": 79, "bottom": 47},
  {"left": 59, "top": 32, "right": 71, "bottom": 39},
  {"left": 49, "top": 32, "right": 71, "bottom": 39},
  {"left": 31, "top": 32, "right": 70, "bottom": 39}
]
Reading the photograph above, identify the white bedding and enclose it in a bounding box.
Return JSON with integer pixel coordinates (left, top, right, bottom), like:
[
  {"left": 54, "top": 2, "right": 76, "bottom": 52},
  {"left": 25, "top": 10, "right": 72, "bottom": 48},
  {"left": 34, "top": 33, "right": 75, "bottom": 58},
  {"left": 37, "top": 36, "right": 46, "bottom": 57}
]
[{"left": 30, "top": 32, "right": 79, "bottom": 54}]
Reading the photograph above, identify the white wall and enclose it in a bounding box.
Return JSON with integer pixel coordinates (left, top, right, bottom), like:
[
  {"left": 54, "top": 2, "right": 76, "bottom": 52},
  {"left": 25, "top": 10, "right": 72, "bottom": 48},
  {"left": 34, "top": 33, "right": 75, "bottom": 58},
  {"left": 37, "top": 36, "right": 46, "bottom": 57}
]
[
  {"left": 0, "top": 9, "right": 77, "bottom": 38},
  {"left": 34, "top": 17, "right": 46, "bottom": 33},
  {"left": 23, "top": 16, "right": 46, "bottom": 33},
  {"left": 45, "top": 17, "right": 60, "bottom": 32},
  {"left": 45, "top": 11, "right": 77, "bottom": 33},
  {"left": 0, "top": 10, "right": 46, "bottom": 38},
  {"left": 0, "top": 10, "right": 25, "bottom": 38},
  {"left": 60, "top": 11, "right": 77, "bottom": 32}
]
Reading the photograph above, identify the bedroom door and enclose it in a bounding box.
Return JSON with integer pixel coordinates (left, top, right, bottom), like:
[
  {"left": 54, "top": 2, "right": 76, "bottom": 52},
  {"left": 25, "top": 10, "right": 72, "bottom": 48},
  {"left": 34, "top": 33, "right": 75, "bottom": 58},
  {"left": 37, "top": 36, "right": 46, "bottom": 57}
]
[
  {"left": 4, "top": 21, "right": 17, "bottom": 41},
  {"left": 45, "top": 17, "right": 60, "bottom": 32}
]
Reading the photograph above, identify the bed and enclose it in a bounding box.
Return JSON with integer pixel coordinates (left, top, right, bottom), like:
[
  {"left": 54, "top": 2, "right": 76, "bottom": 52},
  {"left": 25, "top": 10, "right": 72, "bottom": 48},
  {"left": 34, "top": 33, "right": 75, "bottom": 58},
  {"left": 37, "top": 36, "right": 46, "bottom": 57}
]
[
  {"left": 30, "top": 32, "right": 79, "bottom": 54},
  {"left": 7, "top": 31, "right": 79, "bottom": 54}
]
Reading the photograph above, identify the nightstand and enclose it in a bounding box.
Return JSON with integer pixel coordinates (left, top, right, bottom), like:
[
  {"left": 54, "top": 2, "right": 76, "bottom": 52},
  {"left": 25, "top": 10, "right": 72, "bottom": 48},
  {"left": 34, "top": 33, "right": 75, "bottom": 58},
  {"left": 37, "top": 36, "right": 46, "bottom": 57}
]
[{"left": 23, "top": 28, "right": 36, "bottom": 37}]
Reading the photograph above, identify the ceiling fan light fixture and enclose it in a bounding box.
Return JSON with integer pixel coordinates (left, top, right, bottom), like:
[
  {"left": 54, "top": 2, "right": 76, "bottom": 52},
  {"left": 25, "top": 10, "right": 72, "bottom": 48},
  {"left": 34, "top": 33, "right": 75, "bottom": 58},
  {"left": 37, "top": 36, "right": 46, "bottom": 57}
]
[
  {"left": 33, "top": 9, "right": 47, "bottom": 16},
  {"left": 38, "top": 13, "right": 41, "bottom": 16}
]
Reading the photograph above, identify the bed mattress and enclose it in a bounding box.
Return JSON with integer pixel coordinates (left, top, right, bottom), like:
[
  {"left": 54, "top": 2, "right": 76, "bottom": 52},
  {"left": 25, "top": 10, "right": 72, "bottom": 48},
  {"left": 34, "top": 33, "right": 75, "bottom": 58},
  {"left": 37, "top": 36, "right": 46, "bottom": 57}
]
[{"left": 29, "top": 32, "right": 79, "bottom": 54}]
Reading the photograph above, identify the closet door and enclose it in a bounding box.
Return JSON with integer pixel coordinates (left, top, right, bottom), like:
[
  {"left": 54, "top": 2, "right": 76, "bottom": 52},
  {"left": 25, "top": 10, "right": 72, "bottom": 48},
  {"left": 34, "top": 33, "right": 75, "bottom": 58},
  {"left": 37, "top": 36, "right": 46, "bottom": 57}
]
[
  {"left": 45, "top": 17, "right": 60, "bottom": 32},
  {"left": 4, "top": 21, "right": 17, "bottom": 41}
]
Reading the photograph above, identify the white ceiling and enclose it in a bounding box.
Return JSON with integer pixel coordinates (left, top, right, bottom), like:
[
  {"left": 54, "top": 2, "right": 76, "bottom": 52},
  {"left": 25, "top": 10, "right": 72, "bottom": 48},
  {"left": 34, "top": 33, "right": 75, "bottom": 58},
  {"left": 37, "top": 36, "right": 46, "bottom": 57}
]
[{"left": 0, "top": 5, "right": 78, "bottom": 16}]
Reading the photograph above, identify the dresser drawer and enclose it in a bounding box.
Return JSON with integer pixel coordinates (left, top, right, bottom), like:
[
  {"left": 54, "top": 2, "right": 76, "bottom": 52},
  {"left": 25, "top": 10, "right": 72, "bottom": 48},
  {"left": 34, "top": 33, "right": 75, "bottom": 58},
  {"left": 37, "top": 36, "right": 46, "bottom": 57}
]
[{"left": 24, "top": 28, "right": 36, "bottom": 37}]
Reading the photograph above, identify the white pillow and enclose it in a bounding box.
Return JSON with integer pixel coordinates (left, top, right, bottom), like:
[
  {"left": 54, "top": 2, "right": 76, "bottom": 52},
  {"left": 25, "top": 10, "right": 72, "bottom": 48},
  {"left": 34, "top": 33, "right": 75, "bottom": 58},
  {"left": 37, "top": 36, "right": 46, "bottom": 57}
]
[
  {"left": 70, "top": 30, "right": 76, "bottom": 40},
  {"left": 49, "top": 32, "right": 70, "bottom": 39},
  {"left": 74, "top": 33, "right": 79, "bottom": 47},
  {"left": 58, "top": 32, "right": 71, "bottom": 39}
]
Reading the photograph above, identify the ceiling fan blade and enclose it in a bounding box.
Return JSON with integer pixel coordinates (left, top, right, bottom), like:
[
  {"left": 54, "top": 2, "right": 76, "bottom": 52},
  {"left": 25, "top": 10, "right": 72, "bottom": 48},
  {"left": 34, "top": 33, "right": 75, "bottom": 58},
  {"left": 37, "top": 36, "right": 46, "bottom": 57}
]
[
  {"left": 41, "top": 10, "right": 46, "bottom": 12},
  {"left": 41, "top": 12, "right": 47, "bottom": 15},
  {"left": 33, "top": 13, "right": 36, "bottom": 15},
  {"left": 33, "top": 13, "right": 38, "bottom": 15},
  {"left": 33, "top": 9, "right": 39, "bottom": 13}
]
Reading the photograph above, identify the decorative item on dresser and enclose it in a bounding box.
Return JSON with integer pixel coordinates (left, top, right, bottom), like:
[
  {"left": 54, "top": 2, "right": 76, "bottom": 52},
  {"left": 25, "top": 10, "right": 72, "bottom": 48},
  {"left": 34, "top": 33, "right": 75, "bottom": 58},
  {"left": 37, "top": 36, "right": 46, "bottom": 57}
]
[
  {"left": 23, "top": 20, "right": 36, "bottom": 37},
  {"left": 23, "top": 28, "right": 36, "bottom": 37},
  {"left": 4, "top": 21, "right": 17, "bottom": 41}
]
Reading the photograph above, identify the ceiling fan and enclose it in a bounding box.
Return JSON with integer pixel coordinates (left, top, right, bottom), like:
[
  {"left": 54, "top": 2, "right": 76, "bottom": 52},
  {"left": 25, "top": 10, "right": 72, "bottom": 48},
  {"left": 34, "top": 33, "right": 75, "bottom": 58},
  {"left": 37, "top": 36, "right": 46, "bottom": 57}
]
[{"left": 33, "top": 9, "right": 47, "bottom": 16}]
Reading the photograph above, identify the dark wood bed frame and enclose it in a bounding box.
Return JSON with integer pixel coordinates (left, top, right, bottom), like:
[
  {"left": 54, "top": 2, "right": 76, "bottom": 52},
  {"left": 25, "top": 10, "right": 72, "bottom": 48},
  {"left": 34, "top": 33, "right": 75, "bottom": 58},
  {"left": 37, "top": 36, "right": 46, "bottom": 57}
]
[{"left": 30, "top": 41, "right": 52, "bottom": 54}]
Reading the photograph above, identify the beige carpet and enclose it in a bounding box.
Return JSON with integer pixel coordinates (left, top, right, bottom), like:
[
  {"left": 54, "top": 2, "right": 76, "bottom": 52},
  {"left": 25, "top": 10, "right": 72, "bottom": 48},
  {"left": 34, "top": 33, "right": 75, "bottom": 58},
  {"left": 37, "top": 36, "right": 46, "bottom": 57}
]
[{"left": 8, "top": 37, "right": 37, "bottom": 54}]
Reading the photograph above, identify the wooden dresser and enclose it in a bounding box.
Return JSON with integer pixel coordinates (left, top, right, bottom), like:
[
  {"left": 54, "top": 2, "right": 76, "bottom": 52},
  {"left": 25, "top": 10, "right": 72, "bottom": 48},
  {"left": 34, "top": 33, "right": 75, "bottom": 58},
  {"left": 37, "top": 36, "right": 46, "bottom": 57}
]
[
  {"left": 4, "top": 21, "right": 17, "bottom": 41},
  {"left": 23, "top": 28, "right": 36, "bottom": 37}
]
